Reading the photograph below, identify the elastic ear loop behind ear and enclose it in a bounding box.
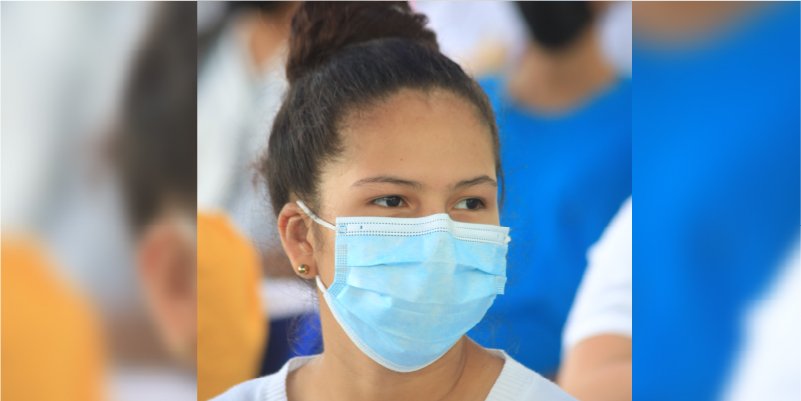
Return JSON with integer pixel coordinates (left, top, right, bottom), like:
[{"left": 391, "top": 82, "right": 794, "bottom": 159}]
[
  {"left": 295, "top": 200, "right": 336, "bottom": 284},
  {"left": 296, "top": 200, "right": 336, "bottom": 231}
]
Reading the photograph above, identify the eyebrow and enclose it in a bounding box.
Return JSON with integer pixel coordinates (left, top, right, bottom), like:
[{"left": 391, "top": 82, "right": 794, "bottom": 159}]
[
  {"left": 453, "top": 175, "right": 497, "bottom": 189},
  {"left": 351, "top": 175, "right": 497, "bottom": 190},
  {"left": 351, "top": 175, "right": 423, "bottom": 189}
]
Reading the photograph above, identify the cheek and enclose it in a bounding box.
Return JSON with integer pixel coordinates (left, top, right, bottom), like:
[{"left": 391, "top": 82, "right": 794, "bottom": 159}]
[{"left": 312, "top": 225, "right": 337, "bottom": 282}]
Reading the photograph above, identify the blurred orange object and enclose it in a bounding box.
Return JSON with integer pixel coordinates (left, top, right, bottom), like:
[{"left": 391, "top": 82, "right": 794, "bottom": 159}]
[
  {"left": 197, "top": 212, "right": 268, "bottom": 400},
  {"left": 1, "top": 236, "right": 107, "bottom": 401}
]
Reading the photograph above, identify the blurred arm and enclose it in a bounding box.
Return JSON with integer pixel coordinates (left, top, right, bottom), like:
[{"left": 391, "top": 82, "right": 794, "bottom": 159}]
[
  {"left": 559, "top": 334, "right": 631, "bottom": 401},
  {"left": 559, "top": 198, "right": 632, "bottom": 401}
]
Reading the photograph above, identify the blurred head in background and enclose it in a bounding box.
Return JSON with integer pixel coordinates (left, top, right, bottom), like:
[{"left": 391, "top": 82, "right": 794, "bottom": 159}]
[
  {"left": 508, "top": 1, "right": 617, "bottom": 113},
  {"left": 517, "top": 1, "right": 596, "bottom": 52},
  {"left": 110, "top": 2, "right": 198, "bottom": 367},
  {"left": 200, "top": 1, "right": 298, "bottom": 71}
]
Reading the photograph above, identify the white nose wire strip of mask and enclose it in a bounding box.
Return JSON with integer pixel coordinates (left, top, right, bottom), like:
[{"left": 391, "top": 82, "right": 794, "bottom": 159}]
[
  {"left": 336, "top": 216, "right": 510, "bottom": 245},
  {"left": 296, "top": 200, "right": 337, "bottom": 231},
  {"left": 298, "top": 200, "right": 510, "bottom": 244}
]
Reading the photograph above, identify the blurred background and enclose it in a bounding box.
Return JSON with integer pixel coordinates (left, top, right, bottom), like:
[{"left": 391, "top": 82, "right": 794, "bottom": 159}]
[
  {"left": 632, "top": 2, "right": 799, "bottom": 401},
  {"left": 2, "top": 2, "right": 197, "bottom": 401}
]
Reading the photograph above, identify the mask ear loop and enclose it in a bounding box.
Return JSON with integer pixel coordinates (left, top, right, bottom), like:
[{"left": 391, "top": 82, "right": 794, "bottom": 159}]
[
  {"left": 315, "top": 275, "right": 328, "bottom": 292},
  {"left": 296, "top": 200, "right": 336, "bottom": 289},
  {"left": 296, "top": 200, "right": 337, "bottom": 231}
]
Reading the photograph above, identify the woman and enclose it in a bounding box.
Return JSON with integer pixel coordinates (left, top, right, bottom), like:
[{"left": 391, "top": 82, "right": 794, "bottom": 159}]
[{"left": 214, "top": 3, "right": 575, "bottom": 401}]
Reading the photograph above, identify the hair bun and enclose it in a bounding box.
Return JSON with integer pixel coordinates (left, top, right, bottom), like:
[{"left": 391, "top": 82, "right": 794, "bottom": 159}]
[{"left": 286, "top": 2, "right": 439, "bottom": 83}]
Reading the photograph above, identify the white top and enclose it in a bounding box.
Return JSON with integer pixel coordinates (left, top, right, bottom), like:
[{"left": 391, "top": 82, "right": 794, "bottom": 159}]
[
  {"left": 212, "top": 350, "right": 576, "bottom": 401},
  {"left": 722, "top": 243, "right": 800, "bottom": 401},
  {"left": 111, "top": 366, "right": 197, "bottom": 401},
  {"left": 562, "top": 198, "right": 633, "bottom": 351}
]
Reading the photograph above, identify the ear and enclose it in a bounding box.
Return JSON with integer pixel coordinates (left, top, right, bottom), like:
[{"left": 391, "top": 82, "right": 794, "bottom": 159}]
[
  {"left": 277, "top": 202, "right": 317, "bottom": 279},
  {"left": 136, "top": 218, "right": 197, "bottom": 364}
]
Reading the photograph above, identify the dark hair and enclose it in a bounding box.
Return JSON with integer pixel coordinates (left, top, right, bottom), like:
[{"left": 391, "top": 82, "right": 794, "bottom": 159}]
[
  {"left": 262, "top": 1, "right": 503, "bottom": 216},
  {"left": 113, "top": 3, "right": 197, "bottom": 233},
  {"left": 516, "top": 1, "right": 595, "bottom": 51}
]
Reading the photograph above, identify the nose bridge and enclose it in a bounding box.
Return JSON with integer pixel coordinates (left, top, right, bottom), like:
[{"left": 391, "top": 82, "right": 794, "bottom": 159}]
[
  {"left": 422, "top": 229, "right": 457, "bottom": 269},
  {"left": 418, "top": 208, "right": 449, "bottom": 218},
  {"left": 416, "top": 190, "right": 452, "bottom": 217}
]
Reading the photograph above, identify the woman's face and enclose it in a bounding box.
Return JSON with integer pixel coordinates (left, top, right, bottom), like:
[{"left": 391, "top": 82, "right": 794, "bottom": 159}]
[{"left": 311, "top": 88, "right": 499, "bottom": 285}]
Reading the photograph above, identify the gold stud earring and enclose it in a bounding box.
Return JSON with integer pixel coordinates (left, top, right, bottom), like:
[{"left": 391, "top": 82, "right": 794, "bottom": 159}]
[{"left": 297, "top": 264, "right": 309, "bottom": 275}]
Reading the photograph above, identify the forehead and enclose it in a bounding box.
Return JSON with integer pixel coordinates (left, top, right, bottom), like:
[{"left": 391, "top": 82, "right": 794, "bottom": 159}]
[{"left": 333, "top": 88, "right": 496, "bottom": 183}]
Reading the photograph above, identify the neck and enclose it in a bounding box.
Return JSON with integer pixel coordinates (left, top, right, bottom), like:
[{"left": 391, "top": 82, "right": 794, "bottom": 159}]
[
  {"left": 292, "top": 302, "right": 471, "bottom": 401},
  {"left": 507, "top": 28, "right": 616, "bottom": 113},
  {"left": 632, "top": 2, "right": 752, "bottom": 44}
]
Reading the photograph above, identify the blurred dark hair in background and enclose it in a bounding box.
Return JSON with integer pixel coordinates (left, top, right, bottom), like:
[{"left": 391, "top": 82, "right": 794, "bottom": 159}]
[
  {"left": 112, "top": 2, "right": 197, "bottom": 235},
  {"left": 516, "top": 1, "right": 594, "bottom": 51}
]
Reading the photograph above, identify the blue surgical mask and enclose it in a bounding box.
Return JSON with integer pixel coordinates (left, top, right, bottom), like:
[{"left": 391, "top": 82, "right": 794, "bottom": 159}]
[{"left": 296, "top": 200, "right": 510, "bottom": 372}]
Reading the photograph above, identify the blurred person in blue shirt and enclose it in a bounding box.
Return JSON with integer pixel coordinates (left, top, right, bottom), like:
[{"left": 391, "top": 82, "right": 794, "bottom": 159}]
[
  {"left": 633, "top": 2, "right": 799, "bottom": 400},
  {"left": 468, "top": 1, "right": 631, "bottom": 376}
]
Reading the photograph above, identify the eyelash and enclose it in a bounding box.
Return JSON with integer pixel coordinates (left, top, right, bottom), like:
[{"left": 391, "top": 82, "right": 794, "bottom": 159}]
[
  {"left": 454, "top": 198, "right": 486, "bottom": 210},
  {"left": 371, "top": 195, "right": 406, "bottom": 208},
  {"left": 370, "top": 196, "right": 486, "bottom": 211}
]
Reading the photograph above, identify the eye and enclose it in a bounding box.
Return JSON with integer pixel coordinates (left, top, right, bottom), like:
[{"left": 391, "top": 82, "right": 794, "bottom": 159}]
[
  {"left": 372, "top": 196, "right": 405, "bottom": 208},
  {"left": 454, "top": 198, "right": 485, "bottom": 210}
]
